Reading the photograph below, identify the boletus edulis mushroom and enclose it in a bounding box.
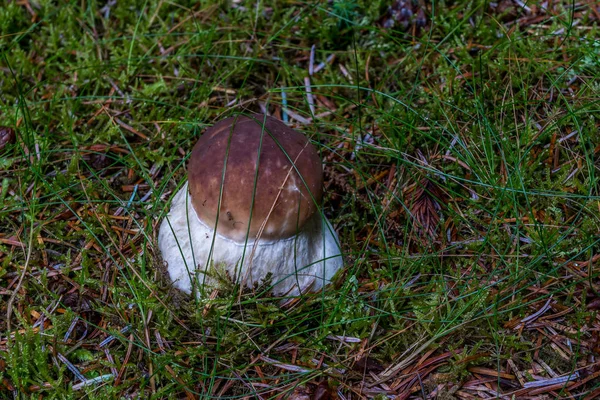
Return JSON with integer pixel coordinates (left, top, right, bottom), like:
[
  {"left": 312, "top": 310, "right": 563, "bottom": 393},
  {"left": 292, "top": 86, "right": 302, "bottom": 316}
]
[{"left": 158, "top": 114, "right": 343, "bottom": 296}]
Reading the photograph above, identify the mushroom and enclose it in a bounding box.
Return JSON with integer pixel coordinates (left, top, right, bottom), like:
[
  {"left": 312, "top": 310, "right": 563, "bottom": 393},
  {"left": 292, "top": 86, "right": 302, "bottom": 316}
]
[{"left": 158, "top": 114, "right": 343, "bottom": 296}]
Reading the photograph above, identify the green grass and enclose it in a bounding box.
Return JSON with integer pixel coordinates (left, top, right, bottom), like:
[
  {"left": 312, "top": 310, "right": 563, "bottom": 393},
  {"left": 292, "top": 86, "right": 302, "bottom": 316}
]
[{"left": 1, "top": 0, "right": 600, "bottom": 398}]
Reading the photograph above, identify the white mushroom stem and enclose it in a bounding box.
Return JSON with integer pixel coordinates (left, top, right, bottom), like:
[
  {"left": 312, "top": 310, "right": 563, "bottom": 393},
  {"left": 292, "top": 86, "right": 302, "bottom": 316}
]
[{"left": 158, "top": 183, "right": 343, "bottom": 296}]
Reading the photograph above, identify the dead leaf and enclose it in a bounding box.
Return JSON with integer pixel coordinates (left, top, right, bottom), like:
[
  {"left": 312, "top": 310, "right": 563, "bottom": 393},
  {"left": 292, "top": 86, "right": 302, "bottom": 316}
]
[
  {"left": 404, "top": 177, "right": 445, "bottom": 243},
  {"left": 312, "top": 381, "right": 331, "bottom": 400},
  {"left": 0, "top": 126, "right": 15, "bottom": 151}
]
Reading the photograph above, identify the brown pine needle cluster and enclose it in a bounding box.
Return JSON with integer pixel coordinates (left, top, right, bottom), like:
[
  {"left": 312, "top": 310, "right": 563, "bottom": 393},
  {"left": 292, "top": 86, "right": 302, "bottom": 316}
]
[{"left": 404, "top": 177, "right": 446, "bottom": 245}]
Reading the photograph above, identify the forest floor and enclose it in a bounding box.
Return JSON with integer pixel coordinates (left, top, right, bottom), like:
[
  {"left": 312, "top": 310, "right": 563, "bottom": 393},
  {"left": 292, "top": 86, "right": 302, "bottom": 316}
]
[{"left": 1, "top": 0, "right": 600, "bottom": 398}]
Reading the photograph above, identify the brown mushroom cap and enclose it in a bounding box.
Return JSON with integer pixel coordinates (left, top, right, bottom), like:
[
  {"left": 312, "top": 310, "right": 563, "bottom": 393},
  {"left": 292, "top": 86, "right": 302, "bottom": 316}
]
[{"left": 188, "top": 114, "right": 323, "bottom": 243}]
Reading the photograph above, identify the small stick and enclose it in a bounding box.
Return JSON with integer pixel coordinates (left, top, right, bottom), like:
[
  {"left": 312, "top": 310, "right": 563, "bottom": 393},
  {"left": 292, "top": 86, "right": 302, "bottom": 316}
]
[
  {"left": 314, "top": 54, "right": 335, "bottom": 74},
  {"left": 63, "top": 317, "right": 78, "bottom": 342},
  {"left": 284, "top": 109, "right": 311, "bottom": 125},
  {"left": 126, "top": 185, "right": 138, "bottom": 208},
  {"left": 339, "top": 64, "right": 353, "bottom": 83},
  {"left": 72, "top": 374, "right": 114, "bottom": 391},
  {"left": 304, "top": 76, "right": 315, "bottom": 117},
  {"left": 104, "top": 348, "right": 119, "bottom": 377},
  {"left": 523, "top": 372, "right": 579, "bottom": 388},
  {"left": 56, "top": 353, "right": 86, "bottom": 382},
  {"left": 281, "top": 88, "right": 289, "bottom": 123},
  {"left": 99, "top": 325, "right": 131, "bottom": 348},
  {"left": 309, "top": 44, "right": 316, "bottom": 76}
]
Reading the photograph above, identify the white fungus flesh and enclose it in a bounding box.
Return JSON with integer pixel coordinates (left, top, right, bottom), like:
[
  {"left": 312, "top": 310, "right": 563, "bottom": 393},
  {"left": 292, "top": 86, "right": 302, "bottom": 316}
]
[{"left": 158, "top": 183, "right": 342, "bottom": 296}]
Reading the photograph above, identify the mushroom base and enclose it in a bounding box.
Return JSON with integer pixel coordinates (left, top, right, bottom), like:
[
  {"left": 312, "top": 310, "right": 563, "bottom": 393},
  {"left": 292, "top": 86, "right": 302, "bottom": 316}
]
[{"left": 158, "top": 184, "right": 343, "bottom": 296}]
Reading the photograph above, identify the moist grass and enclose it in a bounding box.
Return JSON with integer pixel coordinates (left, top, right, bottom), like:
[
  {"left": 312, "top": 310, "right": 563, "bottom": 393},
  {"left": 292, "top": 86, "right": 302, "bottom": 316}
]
[{"left": 1, "top": 0, "right": 600, "bottom": 398}]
